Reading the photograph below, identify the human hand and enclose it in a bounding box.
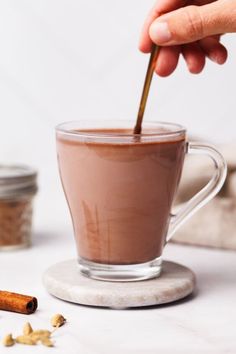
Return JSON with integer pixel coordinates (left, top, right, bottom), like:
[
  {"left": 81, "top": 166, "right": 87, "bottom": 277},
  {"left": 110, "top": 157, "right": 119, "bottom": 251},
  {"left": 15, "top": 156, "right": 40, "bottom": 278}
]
[{"left": 139, "top": 0, "right": 236, "bottom": 76}]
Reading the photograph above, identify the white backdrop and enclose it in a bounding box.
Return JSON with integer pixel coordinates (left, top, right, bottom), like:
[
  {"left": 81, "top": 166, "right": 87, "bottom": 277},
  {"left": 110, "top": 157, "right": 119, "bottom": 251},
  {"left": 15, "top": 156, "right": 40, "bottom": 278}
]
[{"left": 0, "top": 0, "right": 235, "bottom": 233}]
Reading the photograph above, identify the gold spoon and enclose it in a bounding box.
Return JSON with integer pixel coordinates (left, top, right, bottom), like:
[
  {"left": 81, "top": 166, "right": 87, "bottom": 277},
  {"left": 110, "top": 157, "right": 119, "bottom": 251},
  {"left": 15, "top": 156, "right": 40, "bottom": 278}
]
[{"left": 133, "top": 45, "right": 159, "bottom": 135}]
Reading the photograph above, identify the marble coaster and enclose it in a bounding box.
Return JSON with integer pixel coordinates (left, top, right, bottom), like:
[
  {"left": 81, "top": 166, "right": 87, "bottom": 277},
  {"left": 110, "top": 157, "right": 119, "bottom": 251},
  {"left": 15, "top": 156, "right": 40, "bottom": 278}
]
[{"left": 43, "top": 260, "right": 196, "bottom": 308}]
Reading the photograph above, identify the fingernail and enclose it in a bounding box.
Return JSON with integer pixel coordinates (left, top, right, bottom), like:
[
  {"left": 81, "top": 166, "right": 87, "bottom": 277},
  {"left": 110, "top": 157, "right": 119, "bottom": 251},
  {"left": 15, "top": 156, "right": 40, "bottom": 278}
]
[
  {"left": 211, "top": 55, "right": 224, "bottom": 65},
  {"left": 149, "top": 22, "right": 172, "bottom": 44}
]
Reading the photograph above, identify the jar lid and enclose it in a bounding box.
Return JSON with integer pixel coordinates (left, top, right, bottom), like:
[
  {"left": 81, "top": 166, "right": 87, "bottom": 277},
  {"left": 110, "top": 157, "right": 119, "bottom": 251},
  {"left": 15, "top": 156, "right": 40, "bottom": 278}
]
[{"left": 0, "top": 165, "right": 37, "bottom": 199}]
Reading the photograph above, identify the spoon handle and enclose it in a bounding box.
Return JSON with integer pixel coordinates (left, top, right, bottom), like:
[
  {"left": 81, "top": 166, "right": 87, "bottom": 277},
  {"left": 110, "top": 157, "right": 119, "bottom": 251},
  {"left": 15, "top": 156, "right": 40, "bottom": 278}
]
[{"left": 134, "top": 45, "right": 159, "bottom": 135}]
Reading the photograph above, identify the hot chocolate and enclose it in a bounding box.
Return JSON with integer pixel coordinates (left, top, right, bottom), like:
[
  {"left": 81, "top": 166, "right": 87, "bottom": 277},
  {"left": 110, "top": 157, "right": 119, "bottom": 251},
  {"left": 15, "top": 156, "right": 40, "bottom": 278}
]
[{"left": 57, "top": 128, "right": 185, "bottom": 265}]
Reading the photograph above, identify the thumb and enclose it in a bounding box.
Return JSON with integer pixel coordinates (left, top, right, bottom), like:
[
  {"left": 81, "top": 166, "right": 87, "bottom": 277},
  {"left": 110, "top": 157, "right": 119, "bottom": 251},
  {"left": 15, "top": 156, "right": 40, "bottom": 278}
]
[{"left": 149, "top": 0, "right": 236, "bottom": 46}]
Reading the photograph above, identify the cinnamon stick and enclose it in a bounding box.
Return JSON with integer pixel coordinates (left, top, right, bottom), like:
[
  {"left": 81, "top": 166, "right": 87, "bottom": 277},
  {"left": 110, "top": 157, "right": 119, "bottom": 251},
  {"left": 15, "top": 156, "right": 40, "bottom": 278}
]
[{"left": 0, "top": 291, "right": 38, "bottom": 314}]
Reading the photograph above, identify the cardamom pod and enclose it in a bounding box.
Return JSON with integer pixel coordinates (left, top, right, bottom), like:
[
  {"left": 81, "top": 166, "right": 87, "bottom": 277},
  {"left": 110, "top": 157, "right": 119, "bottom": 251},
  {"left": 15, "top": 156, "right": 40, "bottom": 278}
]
[
  {"left": 23, "top": 322, "right": 33, "bottom": 335},
  {"left": 2, "top": 334, "right": 15, "bottom": 347},
  {"left": 51, "top": 314, "right": 66, "bottom": 327},
  {"left": 16, "top": 335, "right": 37, "bottom": 345}
]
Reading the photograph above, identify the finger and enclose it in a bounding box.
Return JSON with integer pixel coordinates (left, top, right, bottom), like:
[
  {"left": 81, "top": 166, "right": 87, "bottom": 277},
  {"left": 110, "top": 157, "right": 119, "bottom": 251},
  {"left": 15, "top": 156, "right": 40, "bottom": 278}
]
[
  {"left": 199, "top": 37, "right": 228, "bottom": 64},
  {"left": 149, "top": 0, "right": 236, "bottom": 46},
  {"left": 212, "top": 34, "right": 221, "bottom": 41},
  {"left": 181, "top": 42, "right": 205, "bottom": 74},
  {"left": 155, "top": 46, "right": 181, "bottom": 76},
  {"left": 139, "top": 0, "right": 186, "bottom": 53}
]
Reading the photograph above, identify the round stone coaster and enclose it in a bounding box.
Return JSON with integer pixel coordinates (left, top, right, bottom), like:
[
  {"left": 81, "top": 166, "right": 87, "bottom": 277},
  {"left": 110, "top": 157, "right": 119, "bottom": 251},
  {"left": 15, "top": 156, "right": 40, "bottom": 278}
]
[{"left": 42, "top": 260, "right": 196, "bottom": 308}]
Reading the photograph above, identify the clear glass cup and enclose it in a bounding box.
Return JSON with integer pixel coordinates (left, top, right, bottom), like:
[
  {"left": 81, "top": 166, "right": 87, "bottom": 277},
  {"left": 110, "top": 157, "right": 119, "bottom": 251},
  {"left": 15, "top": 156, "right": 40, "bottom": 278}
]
[{"left": 56, "top": 121, "right": 227, "bottom": 281}]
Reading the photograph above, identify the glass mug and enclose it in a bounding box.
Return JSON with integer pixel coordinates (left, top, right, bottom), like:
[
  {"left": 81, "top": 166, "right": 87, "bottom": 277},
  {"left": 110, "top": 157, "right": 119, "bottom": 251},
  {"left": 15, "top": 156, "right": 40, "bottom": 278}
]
[{"left": 56, "top": 121, "right": 226, "bottom": 282}]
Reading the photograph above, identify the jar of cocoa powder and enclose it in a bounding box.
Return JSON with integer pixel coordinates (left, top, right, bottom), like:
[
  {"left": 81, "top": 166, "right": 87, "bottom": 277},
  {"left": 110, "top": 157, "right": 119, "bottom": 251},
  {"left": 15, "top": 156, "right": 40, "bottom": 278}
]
[{"left": 0, "top": 165, "right": 37, "bottom": 250}]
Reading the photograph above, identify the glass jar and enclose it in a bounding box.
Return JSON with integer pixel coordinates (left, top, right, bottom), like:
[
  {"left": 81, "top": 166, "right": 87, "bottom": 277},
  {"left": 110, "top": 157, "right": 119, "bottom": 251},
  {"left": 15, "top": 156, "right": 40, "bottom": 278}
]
[{"left": 0, "top": 165, "right": 37, "bottom": 250}]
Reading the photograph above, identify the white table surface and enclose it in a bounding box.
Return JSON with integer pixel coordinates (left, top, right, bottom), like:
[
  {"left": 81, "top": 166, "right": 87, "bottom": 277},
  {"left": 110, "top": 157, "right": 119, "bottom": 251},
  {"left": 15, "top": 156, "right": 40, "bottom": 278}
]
[{"left": 1, "top": 217, "right": 236, "bottom": 354}]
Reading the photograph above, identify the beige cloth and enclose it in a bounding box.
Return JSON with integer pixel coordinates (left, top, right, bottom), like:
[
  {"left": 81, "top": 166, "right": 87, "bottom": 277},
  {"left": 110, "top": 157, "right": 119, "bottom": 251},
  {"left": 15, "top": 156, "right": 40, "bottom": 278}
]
[{"left": 172, "top": 143, "right": 236, "bottom": 251}]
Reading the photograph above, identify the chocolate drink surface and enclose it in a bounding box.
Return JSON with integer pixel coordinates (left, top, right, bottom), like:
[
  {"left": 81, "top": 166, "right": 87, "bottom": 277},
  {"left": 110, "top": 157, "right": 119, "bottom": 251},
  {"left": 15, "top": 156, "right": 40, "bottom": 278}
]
[{"left": 57, "top": 128, "right": 186, "bottom": 265}]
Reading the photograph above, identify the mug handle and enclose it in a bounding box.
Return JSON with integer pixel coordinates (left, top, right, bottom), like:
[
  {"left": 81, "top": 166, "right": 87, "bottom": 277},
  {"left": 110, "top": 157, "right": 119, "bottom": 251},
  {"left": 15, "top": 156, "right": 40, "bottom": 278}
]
[{"left": 166, "top": 142, "right": 227, "bottom": 242}]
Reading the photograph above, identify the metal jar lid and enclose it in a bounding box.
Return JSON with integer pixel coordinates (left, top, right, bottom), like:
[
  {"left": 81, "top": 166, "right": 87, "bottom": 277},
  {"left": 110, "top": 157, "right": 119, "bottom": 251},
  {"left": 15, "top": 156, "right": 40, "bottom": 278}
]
[{"left": 0, "top": 165, "right": 38, "bottom": 199}]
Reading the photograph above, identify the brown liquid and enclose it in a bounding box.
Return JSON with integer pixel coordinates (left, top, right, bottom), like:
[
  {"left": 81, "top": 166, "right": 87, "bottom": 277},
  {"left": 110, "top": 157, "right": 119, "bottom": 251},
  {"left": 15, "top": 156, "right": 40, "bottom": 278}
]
[{"left": 57, "top": 128, "right": 185, "bottom": 265}]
